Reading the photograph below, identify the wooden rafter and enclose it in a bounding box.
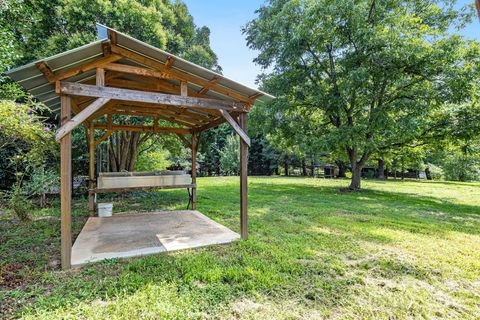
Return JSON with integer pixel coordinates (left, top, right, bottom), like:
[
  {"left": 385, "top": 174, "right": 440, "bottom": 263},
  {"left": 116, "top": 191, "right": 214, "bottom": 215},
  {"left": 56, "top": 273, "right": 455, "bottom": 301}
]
[
  {"left": 198, "top": 75, "right": 222, "bottom": 95},
  {"left": 36, "top": 61, "right": 55, "bottom": 83},
  {"left": 110, "top": 45, "right": 252, "bottom": 103},
  {"left": 93, "top": 123, "right": 190, "bottom": 134},
  {"left": 165, "top": 55, "right": 175, "bottom": 68},
  {"left": 103, "top": 63, "right": 176, "bottom": 80},
  {"left": 57, "top": 82, "right": 247, "bottom": 111},
  {"left": 107, "top": 107, "right": 199, "bottom": 128},
  {"left": 193, "top": 115, "right": 229, "bottom": 133}
]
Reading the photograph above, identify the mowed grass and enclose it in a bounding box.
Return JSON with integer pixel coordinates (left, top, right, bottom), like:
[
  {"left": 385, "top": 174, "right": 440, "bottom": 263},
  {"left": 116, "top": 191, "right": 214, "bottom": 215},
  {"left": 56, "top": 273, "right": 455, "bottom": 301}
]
[{"left": 1, "top": 177, "right": 480, "bottom": 319}]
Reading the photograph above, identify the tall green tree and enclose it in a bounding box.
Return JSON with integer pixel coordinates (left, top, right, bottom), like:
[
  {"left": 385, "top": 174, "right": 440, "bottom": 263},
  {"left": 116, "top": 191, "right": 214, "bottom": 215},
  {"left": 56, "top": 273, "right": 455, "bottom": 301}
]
[{"left": 245, "top": 0, "right": 480, "bottom": 189}]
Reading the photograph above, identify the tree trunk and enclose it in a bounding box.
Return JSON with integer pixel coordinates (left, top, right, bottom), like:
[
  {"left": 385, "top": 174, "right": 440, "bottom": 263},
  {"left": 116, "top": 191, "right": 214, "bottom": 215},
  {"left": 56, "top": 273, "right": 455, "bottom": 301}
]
[
  {"left": 284, "top": 158, "right": 289, "bottom": 176},
  {"left": 336, "top": 161, "right": 346, "bottom": 178},
  {"left": 376, "top": 159, "right": 385, "bottom": 179},
  {"left": 301, "top": 159, "right": 307, "bottom": 176},
  {"left": 310, "top": 157, "right": 315, "bottom": 177},
  {"left": 425, "top": 165, "right": 432, "bottom": 180},
  {"left": 108, "top": 131, "right": 144, "bottom": 172},
  {"left": 401, "top": 157, "right": 405, "bottom": 180},
  {"left": 349, "top": 163, "right": 363, "bottom": 190}
]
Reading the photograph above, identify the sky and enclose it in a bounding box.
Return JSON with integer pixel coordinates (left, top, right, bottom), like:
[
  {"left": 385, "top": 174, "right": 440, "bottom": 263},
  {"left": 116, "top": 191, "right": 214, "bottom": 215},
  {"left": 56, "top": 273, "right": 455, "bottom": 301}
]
[{"left": 183, "top": 0, "right": 480, "bottom": 90}]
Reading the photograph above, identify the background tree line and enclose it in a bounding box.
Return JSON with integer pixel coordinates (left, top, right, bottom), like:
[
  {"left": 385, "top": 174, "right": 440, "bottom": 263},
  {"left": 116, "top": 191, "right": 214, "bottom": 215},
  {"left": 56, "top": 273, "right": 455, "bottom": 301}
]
[{"left": 1, "top": 0, "right": 480, "bottom": 221}]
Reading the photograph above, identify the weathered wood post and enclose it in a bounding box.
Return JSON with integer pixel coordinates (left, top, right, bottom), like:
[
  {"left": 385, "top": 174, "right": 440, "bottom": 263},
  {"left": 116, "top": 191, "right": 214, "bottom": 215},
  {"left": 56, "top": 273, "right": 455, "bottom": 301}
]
[
  {"left": 88, "top": 121, "right": 95, "bottom": 216},
  {"left": 239, "top": 112, "right": 248, "bottom": 239},
  {"left": 60, "top": 95, "right": 72, "bottom": 269},
  {"left": 191, "top": 132, "right": 198, "bottom": 210}
]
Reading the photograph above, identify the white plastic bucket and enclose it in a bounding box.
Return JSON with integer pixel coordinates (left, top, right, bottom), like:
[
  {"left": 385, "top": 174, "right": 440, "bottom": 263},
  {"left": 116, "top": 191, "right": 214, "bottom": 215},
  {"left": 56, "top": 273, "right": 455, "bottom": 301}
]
[{"left": 98, "top": 203, "right": 113, "bottom": 217}]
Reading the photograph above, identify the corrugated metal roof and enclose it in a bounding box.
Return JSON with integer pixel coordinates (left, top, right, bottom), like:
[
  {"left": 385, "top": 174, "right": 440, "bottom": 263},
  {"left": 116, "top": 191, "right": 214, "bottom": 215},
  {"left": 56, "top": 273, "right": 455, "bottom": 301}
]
[{"left": 7, "top": 24, "right": 274, "bottom": 114}]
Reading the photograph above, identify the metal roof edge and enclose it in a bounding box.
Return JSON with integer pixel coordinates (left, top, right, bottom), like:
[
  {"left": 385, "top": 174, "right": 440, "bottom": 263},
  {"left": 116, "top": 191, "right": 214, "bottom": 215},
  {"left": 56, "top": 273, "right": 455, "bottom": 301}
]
[{"left": 6, "top": 40, "right": 105, "bottom": 75}]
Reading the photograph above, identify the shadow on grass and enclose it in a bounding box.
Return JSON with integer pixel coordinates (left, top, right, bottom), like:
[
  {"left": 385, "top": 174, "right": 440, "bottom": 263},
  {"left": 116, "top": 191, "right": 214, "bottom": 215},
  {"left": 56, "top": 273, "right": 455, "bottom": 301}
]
[{"left": 1, "top": 178, "right": 479, "bottom": 318}]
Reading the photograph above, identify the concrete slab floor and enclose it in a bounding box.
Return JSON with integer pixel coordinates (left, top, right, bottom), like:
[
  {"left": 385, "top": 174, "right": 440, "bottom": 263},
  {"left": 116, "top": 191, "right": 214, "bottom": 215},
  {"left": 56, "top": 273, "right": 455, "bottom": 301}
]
[{"left": 71, "top": 210, "right": 240, "bottom": 267}]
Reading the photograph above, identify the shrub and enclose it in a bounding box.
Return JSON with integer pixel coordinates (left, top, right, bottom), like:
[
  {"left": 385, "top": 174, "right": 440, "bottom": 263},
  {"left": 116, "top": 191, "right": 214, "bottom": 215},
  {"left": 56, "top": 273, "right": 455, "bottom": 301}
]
[{"left": 443, "top": 155, "right": 479, "bottom": 181}]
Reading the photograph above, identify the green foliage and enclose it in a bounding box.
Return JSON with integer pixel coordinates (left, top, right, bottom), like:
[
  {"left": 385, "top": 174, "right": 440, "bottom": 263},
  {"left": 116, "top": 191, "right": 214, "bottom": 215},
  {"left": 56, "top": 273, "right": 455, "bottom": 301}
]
[
  {"left": 219, "top": 134, "right": 239, "bottom": 175},
  {"left": 22, "top": 168, "right": 59, "bottom": 201},
  {"left": 244, "top": 0, "right": 480, "bottom": 189},
  {"left": 426, "top": 163, "right": 444, "bottom": 180},
  {"left": 0, "top": 100, "right": 56, "bottom": 168},
  {"left": 1, "top": 0, "right": 220, "bottom": 71},
  {"left": 0, "top": 100, "right": 56, "bottom": 219},
  {"left": 443, "top": 153, "right": 480, "bottom": 181},
  {"left": 136, "top": 148, "right": 172, "bottom": 172}
]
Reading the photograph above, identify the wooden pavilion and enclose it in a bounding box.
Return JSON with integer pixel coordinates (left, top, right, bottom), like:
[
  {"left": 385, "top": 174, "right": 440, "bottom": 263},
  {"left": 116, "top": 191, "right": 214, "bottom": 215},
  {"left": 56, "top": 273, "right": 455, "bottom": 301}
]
[{"left": 7, "top": 25, "right": 273, "bottom": 269}]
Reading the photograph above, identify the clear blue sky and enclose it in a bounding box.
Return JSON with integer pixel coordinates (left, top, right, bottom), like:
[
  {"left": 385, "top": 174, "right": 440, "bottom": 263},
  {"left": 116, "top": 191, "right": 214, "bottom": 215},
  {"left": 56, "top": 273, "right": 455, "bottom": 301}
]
[{"left": 183, "top": 0, "right": 479, "bottom": 89}]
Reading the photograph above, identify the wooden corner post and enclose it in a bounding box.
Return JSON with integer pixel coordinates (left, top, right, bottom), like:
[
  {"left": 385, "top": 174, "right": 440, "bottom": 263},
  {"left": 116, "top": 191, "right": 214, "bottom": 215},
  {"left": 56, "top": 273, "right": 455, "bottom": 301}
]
[
  {"left": 191, "top": 132, "right": 199, "bottom": 210},
  {"left": 239, "top": 113, "right": 248, "bottom": 239},
  {"left": 88, "top": 122, "right": 96, "bottom": 216},
  {"left": 60, "top": 95, "right": 72, "bottom": 269}
]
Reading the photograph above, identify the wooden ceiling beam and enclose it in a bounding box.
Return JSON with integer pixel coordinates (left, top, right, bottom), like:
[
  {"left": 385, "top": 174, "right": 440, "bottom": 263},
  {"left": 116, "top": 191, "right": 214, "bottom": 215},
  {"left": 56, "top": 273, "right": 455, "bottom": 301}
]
[
  {"left": 111, "top": 103, "right": 207, "bottom": 125},
  {"left": 103, "top": 63, "right": 177, "bottom": 80},
  {"left": 57, "top": 82, "right": 247, "bottom": 111},
  {"left": 94, "top": 123, "right": 190, "bottom": 134},
  {"left": 107, "top": 108, "right": 198, "bottom": 128}
]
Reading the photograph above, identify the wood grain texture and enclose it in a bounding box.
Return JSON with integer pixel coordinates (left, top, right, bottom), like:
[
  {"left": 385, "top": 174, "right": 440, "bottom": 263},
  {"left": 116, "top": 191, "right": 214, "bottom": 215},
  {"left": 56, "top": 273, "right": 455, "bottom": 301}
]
[
  {"left": 60, "top": 95, "right": 72, "bottom": 269},
  {"left": 58, "top": 82, "right": 246, "bottom": 111}
]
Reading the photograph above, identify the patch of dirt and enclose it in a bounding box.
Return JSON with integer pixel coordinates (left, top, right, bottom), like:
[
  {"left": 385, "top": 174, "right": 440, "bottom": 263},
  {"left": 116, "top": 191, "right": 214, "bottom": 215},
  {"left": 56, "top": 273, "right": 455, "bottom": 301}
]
[{"left": 0, "top": 263, "right": 32, "bottom": 289}]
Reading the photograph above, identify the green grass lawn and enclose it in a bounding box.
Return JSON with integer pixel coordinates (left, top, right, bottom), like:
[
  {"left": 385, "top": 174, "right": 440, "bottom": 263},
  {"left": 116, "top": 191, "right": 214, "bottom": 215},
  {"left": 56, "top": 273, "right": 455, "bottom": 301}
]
[{"left": 1, "top": 177, "right": 480, "bottom": 319}]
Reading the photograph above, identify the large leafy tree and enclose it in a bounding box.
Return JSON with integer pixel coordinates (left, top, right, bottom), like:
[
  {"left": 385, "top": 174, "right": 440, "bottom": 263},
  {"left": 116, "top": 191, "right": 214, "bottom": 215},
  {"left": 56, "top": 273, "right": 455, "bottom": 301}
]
[{"left": 245, "top": 0, "right": 480, "bottom": 189}]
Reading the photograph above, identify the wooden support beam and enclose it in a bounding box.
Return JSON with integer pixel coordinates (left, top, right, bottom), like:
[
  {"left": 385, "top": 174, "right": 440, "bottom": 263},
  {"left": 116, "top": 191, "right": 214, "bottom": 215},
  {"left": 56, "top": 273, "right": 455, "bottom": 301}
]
[
  {"left": 107, "top": 108, "right": 197, "bottom": 127},
  {"left": 101, "top": 40, "right": 112, "bottom": 57},
  {"left": 96, "top": 68, "right": 105, "bottom": 86},
  {"left": 110, "top": 104, "right": 207, "bottom": 126},
  {"left": 35, "top": 61, "right": 55, "bottom": 83},
  {"left": 55, "top": 97, "right": 110, "bottom": 141},
  {"left": 191, "top": 132, "right": 199, "bottom": 209},
  {"left": 176, "top": 133, "right": 192, "bottom": 148},
  {"left": 60, "top": 95, "right": 72, "bottom": 269},
  {"left": 51, "top": 54, "right": 122, "bottom": 83},
  {"left": 239, "top": 113, "right": 248, "bottom": 240},
  {"left": 180, "top": 81, "right": 188, "bottom": 97},
  {"left": 219, "top": 109, "right": 251, "bottom": 146},
  {"left": 93, "top": 123, "right": 190, "bottom": 134},
  {"left": 88, "top": 122, "right": 96, "bottom": 216},
  {"left": 103, "top": 63, "right": 176, "bottom": 80},
  {"left": 95, "top": 130, "right": 113, "bottom": 145},
  {"left": 57, "top": 82, "right": 247, "bottom": 111},
  {"left": 193, "top": 116, "right": 228, "bottom": 133},
  {"left": 165, "top": 55, "right": 175, "bottom": 68},
  {"left": 198, "top": 75, "right": 222, "bottom": 95}
]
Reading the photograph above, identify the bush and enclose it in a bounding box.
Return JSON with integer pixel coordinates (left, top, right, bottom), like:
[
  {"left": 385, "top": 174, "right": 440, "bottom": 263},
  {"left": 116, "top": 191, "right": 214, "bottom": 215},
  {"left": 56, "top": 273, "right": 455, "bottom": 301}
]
[
  {"left": 219, "top": 135, "right": 239, "bottom": 175},
  {"left": 426, "top": 163, "right": 443, "bottom": 180},
  {"left": 22, "top": 168, "right": 59, "bottom": 207},
  {"left": 443, "top": 155, "right": 479, "bottom": 182}
]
